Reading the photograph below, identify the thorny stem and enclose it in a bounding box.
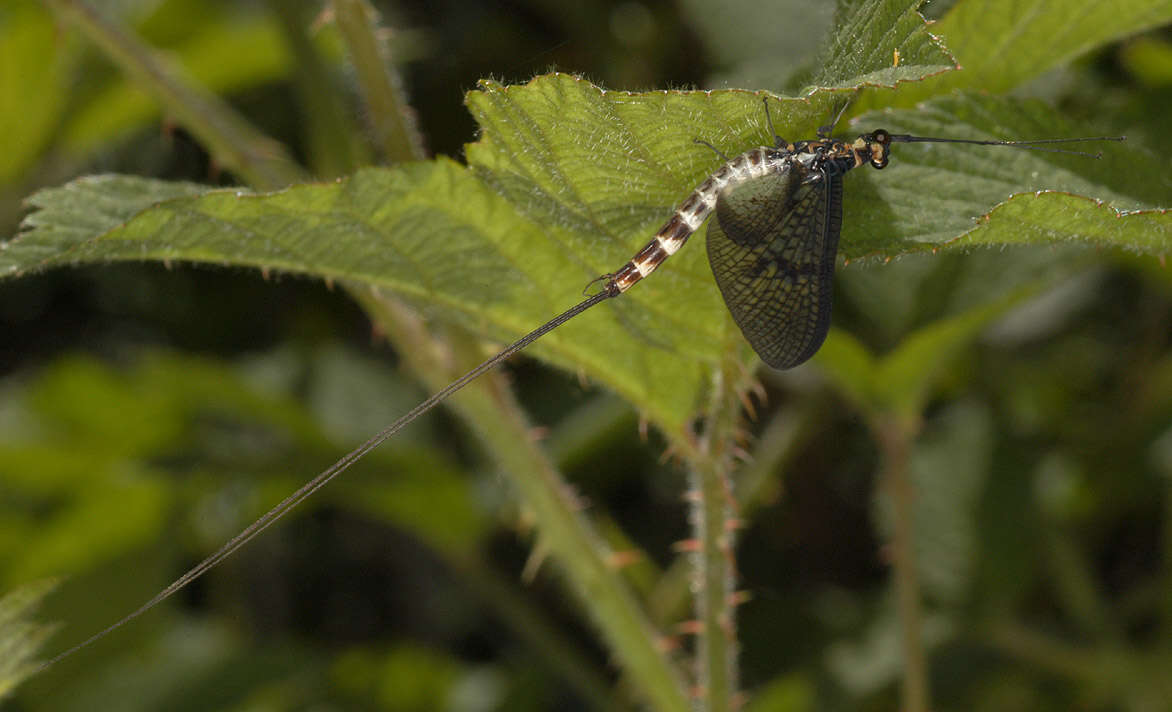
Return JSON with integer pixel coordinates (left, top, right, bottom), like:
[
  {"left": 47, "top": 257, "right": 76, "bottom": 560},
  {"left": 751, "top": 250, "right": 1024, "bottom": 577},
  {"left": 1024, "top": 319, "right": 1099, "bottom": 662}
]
[
  {"left": 649, "top": 404, "right": 816, "bottom": 629},
  {"left": 875, "top": 413, "right": 930, "bottom": 712},
  {"left": 360, "top": 293, "right": 691, "bottom": 712},
  {"left": 331, "top": 0, "right": 427, "bottom": 161},
  {"left": 338, "top": 5, "right": 681, "bottom": 707},
  {"left": 689, "top": 345, "right": 752, "bottom": 710}
]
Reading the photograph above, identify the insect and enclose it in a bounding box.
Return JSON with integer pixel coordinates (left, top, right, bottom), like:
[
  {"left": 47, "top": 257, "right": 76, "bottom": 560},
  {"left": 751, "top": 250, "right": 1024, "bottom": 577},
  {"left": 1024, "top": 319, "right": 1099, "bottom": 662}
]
[
  {"left": 605, "top": 99, "right": 1119, "bottom": 368},
  {"left": 37, "top": 98, "right": 1123, "bottom": 670}
]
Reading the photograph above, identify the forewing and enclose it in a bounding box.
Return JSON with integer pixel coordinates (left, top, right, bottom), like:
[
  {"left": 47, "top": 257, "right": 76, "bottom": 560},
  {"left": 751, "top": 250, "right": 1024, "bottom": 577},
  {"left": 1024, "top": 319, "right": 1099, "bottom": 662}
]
[{"left": 705, "top": 162, "right": 843, "bottom": 369}]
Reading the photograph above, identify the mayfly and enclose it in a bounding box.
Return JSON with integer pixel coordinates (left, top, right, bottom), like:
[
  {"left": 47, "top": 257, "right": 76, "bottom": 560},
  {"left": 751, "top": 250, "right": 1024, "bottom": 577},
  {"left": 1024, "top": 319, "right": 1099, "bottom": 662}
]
[{"left": 38, "top": 98, "right": 1123, "bottom": 670}]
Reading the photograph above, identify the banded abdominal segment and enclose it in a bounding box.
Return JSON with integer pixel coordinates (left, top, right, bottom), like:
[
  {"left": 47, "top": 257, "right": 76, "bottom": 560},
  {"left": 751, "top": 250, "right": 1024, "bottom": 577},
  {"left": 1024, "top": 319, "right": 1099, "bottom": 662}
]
[{"left": 606, "top": 147, "right": 793, "bottom": 293}]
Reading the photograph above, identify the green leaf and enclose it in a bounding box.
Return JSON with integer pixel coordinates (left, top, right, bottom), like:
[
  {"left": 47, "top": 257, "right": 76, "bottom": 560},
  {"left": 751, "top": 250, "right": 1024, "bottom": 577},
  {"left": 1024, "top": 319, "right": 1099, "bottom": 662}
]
[
  {"left": 8, "top": 78, "right": 1168, "bottom": 434},
  {"left": 330, "top": 646, "right": 462, "bottom": 710},
  {"left": 0, "top": 350, "right": 479, "bottom": 585},
  {"left": 846, "top": 93, "right": 1169, "bottom": 255},
  {"left": 812, "top": 0, "right": 957, "bottom": 89},
  {"left": 955, "top": 193, "right": 1171, "bottom": 252},
  {"left": 812, "top": 329, "right": 877, "bottom": 407},
  {"left": 4, "top": 175, "right": 209, "bottom": 273},
  {"left": 742, "top": 671, "right": 817, "bottom": 712},
  {"left": 1119, "top": 35, "right": 1172, "bottom": 86},
  {"left": 884, "top": 0, "right": 1172, "bottom": 104},
  {"left": 871, "top": 294, "right": 1021, "bottom": 416},
  {"left": 816, "top": 280, "right": 1042, "bottom": 416},
  {"left": 881, "top": 401, "right": 994, "bottom": 604},
  {"left": 7, "top": 162, "right": 714, "bottom": 432}
]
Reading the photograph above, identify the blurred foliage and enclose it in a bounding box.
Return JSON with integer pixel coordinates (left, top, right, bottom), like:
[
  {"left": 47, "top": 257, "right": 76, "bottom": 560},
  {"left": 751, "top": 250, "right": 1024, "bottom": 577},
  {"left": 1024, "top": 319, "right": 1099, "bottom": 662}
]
[
  {"left": 1, "top": 0, "right": 1171, "bottom": 711},
  {"left": 0, "top": 580, "right": 58, "bottom": 702}
]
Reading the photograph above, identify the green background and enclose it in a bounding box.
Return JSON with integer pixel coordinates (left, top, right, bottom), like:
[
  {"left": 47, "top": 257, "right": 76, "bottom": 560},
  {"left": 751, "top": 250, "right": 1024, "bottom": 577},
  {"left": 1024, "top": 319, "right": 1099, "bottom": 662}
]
[{"left": 2, "top": 0, "right": 1171, "bottom": 710}]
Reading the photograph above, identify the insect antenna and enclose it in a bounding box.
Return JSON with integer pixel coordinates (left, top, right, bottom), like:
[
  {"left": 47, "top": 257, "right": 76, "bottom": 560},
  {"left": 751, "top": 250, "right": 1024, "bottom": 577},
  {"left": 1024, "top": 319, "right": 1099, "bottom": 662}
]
[
  {"left": 882, "top": 131, "right": 1126, "bottom": 158},
  {"left": 762, "top": 97, "right": 784, "bottom": 146},
  {"left": 34, "top": 286, "right": 619, "bottom": 673},
  {"left": 693, "top": 137, "right": 730, "bottom": 162},
  {"left": 817, "top": 96, "right": 854, "bottom": 138}
]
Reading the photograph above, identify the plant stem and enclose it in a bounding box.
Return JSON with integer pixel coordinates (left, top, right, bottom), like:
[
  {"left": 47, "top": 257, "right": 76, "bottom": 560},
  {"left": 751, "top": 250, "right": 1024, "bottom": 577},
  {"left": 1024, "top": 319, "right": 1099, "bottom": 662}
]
[
  {"left": 338, "top": 7, "right": 673, "bottom": 705},
  {"left": 984, "top": 621, "right": 1099, "bottom": 680},
  {"left": 331, "top": 0, "right": 427, "bottom": 161},
  {"left": 875, "top": 413, "right": 930, "bottom": 712},
  {"left": 649, "top": 402, "right": 814, "bottom": 627},
  {"left": 690, "top": 347, "right": 751, "bottom": 710},
  {"left": 267, "top": 0, "right": 368, "bottom": 177},
  {"left": 44, "top": 0, "right": 305, "bottom": 189},
  {"left": 359, "top": 293, "right": 691, "bottom": 712}
]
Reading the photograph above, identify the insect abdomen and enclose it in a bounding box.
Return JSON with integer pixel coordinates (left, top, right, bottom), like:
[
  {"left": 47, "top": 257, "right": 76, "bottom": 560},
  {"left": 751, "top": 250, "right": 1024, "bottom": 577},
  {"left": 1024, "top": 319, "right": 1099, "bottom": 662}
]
[{"left": 608, "top": 147, "right": 784, "bottom": 292}]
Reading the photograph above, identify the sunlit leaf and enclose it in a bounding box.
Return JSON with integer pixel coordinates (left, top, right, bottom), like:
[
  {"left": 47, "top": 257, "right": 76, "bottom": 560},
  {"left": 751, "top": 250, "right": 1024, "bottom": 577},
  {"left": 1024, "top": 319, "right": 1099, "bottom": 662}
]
[
  {"left": 907, "top": 0, "right": 1172, "bottom": 101},
  {"left": 7, "top": 78, "right": 1167, "bottom": 434},
  {"left": 811, "top": 0, "right": 956, "bottom": 89}
]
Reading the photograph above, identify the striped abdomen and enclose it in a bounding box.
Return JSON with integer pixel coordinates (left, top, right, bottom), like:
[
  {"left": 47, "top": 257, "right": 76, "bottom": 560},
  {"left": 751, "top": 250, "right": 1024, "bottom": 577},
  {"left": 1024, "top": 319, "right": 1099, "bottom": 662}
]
[{"left": 606, "top": 146, "right": 791, "bottom": 293}]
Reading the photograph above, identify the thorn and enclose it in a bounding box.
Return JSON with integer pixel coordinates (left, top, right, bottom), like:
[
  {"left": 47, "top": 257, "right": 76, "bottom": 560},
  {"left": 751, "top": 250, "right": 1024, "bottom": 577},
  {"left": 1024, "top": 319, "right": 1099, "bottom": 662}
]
[
  {"left": 324, "top": 276, "right": 334, "bottom": 290},
  {"left": 731, "top": 446, "right": 753, "bottom": 464},
  {"left": 260, "top": 266, "right": 271, "bottom": 281},
  {"left": 679, "top": 422, "right": 701, "bottom": 453},
  {"left": 514, "top": 505, "right": 537, "bottom": 537},
  {"left": 310, "top": 4, "right": 334, "bottom": 31},
  {"left": 654, "top": 635, "right": 681, "bottom": 653},
  {"left": 672, "top": 539, "right": 701, "bottom": 553},
  {"left": 658, "top": 442, "right": 680, "bottom": 465},
  {"left": 729, "top": 590, "right": 753, "bottom": 607},
  {"left": 681, "top": 488, "right": 701, "bottom": 503},
  {"left": 750, "top": 379, "right": 767, "bottom": 404},
  {"left": 676, "top": 620, "right": 703, "bottom": 635},
  {"left": 638, "top": 415, "right": 649, "bottom": 442},
  {"left": 162, "top": 259, "right": 172, "bottom": 270},
  {"left": 528, "top": 425, "right": 550, "bottom": 442},
  {"left": 521, "top": 539, "right": 549, "bottom": 584},
  {"left": 559, "top": 483, "right": 590, "bottom": 511},
  {"left": 724, "top": 517, "right": 745, "bottom": 532},
  {"left": 737, "top": 388, "right": 757, "bottom": 420},
  {"left": 606, "top": 550, "right": 642, "bottom": 569}
]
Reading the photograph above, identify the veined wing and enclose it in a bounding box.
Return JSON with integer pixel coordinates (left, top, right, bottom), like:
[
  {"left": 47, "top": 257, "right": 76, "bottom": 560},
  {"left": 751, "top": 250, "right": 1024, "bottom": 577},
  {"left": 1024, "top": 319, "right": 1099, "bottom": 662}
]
[{"left": 705, "top": 160, "right": 843, "bottom": 370}]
